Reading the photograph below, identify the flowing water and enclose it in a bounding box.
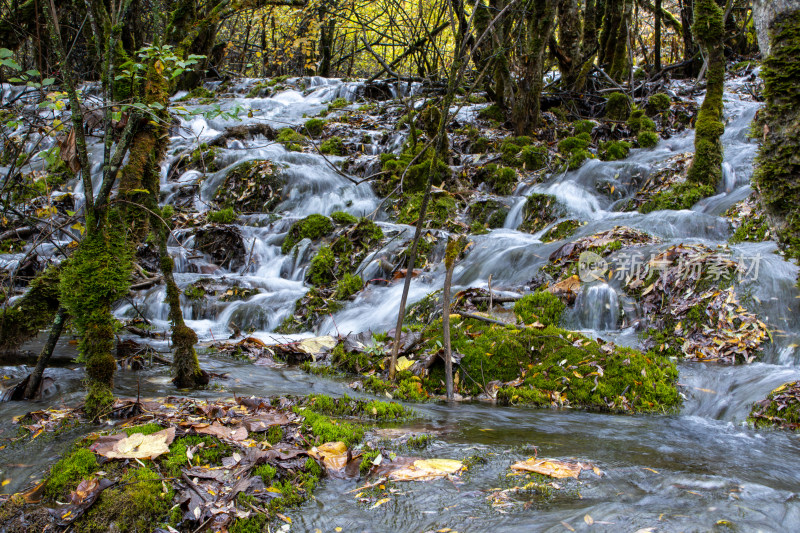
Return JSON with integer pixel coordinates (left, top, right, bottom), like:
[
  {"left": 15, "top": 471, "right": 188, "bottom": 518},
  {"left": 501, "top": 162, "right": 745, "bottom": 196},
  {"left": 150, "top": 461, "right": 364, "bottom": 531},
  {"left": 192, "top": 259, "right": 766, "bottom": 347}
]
[{"left": 2, "top": 76, "right": 800, "bottom": 532}]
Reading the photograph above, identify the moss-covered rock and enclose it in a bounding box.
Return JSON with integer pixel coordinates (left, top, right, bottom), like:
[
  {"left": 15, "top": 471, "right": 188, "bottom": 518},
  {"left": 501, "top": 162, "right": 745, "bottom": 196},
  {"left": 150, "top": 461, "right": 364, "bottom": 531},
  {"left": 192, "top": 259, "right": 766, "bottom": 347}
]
[
  {"left": 397, "top": 191, "right": 458, "bottom": 230},
  {"left": 637, "top": 131, "right": 660, "bottom": 148},
  {"left": 281, "top": 214, "right": 335, "bottom": 254},
  {"left": 320, "top": 136, "right": 345, "bottom": 155},
  {"left": 640, "top": 181, "right": 715, "bottom": 213},
  {"left": 214, "top": 160, "right": 285, "bottom": 213},
  {"left": 541, "top": 219, "right": 581, "bottom": 242},
  {"left": 513, "top": 290, "right": 565, "bottom": 326},
  {"left": 303, "top": 118, "right": 326, "bottom": 137},
  {"left": 276, "top": 128, "right": 307, "bottom": 151},
  {"left": 605, "top": 92, "right": 632, "bottom": 120},
  {"left": 752, "top": 9, "right": 800, "bottom": 266},
  {"left": 627, "top": 109, "right": 656, "bottom": 135},
  {"left": 468, "top": 198, "right": 510, "bottom": 229},
  {"left": 519, "top": 194, "right": 564, "bottom": 233},
  {"left": 599, "top": 140, "right": 632, "bottom": 161},
  {"left": 646, "top": 93, "right": 672, "bottom": 115}
]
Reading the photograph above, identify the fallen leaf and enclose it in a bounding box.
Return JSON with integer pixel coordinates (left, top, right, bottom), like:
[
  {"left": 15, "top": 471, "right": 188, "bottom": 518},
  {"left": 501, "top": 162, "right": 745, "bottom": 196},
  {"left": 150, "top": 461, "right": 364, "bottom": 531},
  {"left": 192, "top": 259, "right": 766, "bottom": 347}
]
[
  {"left": 388, "top": 458, "right": 464, "bottom": 481},
  {"left": 584, "top": 514, "right": 594, "bottom": 525},
  {"left": 395, "top": 356, "right": 414, "bottom": 372},
  {"left": 510, "top": 458, "right": 582, "bottom": 479},
  {"left": 91, "top": 428, "right": 175, "bottom": 460}
]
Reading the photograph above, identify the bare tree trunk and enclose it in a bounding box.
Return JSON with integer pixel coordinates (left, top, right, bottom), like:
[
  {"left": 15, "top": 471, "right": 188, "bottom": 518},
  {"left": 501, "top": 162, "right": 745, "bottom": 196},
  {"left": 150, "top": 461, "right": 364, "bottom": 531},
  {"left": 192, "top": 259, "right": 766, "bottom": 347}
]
[
  {"left": 655, "top": 0, "right": 662, "bottom": 72},
  {"left": 24, "top": 307, "right": 67, "bottom": 399},
  {"left": 442, "top": 236, "right": 464, "bottom": 401}
]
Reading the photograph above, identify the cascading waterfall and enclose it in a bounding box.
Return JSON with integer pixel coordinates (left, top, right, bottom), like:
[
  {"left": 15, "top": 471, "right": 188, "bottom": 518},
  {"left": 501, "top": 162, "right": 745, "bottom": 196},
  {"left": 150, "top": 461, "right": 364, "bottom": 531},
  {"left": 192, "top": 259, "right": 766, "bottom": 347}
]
[{"left": 5, "top": 74, "right": 800, "bottom": 531}]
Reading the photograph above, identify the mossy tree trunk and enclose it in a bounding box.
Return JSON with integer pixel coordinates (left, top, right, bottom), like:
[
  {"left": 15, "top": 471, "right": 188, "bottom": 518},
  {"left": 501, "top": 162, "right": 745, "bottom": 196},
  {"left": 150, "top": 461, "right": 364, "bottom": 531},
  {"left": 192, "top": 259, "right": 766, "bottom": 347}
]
[
  {"left": 510, "top": 0, "right": 558, "bottom": 134},
  {"left": 686, "top": 0, "right": 725, "bottom": 187},
  {"left": 119, "top": 63, "right": 208, "bottom": 388},
  {"left": 553, "top": 0, "right": 583, "bottom": 91},
  {"left": 0, "top": 266, "right": 62, "bottom": 351},
  {"left": 598, "top": 0, "right": 632, "bottom": 81},
  {"left": 752, "top": 1, "right": 800, "bottom": 264}
]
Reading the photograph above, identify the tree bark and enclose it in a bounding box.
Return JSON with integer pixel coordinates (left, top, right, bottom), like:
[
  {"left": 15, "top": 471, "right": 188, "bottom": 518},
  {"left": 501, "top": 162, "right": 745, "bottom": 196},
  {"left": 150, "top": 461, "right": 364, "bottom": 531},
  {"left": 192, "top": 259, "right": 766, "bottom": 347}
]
[
  {"left": 24, "top": 307, "right": 67, "bottom": 399},
  {"left": 752, "top": 1, "right": 800, "bottom": 265}
]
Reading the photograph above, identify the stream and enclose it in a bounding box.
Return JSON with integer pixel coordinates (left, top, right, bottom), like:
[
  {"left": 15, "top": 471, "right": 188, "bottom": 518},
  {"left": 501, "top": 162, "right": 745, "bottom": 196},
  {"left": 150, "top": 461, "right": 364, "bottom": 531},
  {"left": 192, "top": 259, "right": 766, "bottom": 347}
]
[{"left": 2, "top": 75, "right": 800, "bottom": 532}]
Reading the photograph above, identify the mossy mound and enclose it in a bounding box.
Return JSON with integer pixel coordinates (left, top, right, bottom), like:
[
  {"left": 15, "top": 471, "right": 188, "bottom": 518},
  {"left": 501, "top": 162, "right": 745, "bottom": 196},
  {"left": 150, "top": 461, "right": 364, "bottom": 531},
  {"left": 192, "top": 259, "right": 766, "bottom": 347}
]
[
  {"left": 519, "top": 194, "right": 564, "bottom": 234},
  {"left": 474, "top": 164, "right": 518, "bottom": 195},
  {"left": 541, "top": 219, "right": 581, "bottom": 242},
  {"left": 599, "top": 140, "right": 632, "bottom": 161},
  {"left": 749, "top": 382, "right": 800, "bottom": 430},
  {"left": 379, "top": 145, "right": 451, "bottom": 196},
  {"left": 557, "top": 134, "right": 593, "bottom": 170},
  {"left": 276, "top": 128, "right": 307, "bottom": 151},
  {"left": 468, "top": 198, "right": 510, "bottom": 229},
  {"left": 478, "top": 104, "right": 505, "bottom": 123},
  {"left": 356, "top": 317, "right": 680, "bottom": 412},
  {"left": 639, "top": 181, "right": 715, "bottom": 213},
  {"left": 646, "top": 93, "right": 672, "bottom": 115},
  {"left": 725, "top": 198, "right": 771, "bottom": 244},
  {"left": 513, "top": 290, "right": 565, "bottom": 326},
  {"left": 281, "top": 214, "right": 335, "bottom": 254},
  {"left": 303, "top": 118, "right": 326, "bottom": 137},
  {"left": 396, "top": 191, "right": 459, "bottom": 230},
  {"left": 320, "top": 136, "right": 345, "bottom": 155},
  {"left": 214, "top": 160, "right": 285, "bottom": 213},
  {"left": 605, "top": 92, "right": 632, "bottom": 120}
]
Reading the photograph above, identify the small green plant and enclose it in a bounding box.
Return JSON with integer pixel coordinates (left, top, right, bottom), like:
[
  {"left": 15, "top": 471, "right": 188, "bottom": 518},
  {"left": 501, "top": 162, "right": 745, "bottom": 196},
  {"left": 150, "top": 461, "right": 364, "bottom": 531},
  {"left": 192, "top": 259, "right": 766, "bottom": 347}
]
[{"left": 207, "top": 207, "right": 237, "bottom": 224}]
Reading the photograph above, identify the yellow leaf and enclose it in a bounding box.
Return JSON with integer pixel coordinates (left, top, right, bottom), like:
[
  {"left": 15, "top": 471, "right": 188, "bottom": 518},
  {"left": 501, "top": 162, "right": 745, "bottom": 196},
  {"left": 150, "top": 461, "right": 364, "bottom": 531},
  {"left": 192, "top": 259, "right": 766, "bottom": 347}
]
[
  {"left": 395, "top": 356, "right": 414, "bottom": 372},
  {"left": 1, "top": 479, "right": 10, "bottom": 486},
  {"left": 388, "top": 458, "right": 464, "bottom": 481},
  {"left": 510, "top": 458, "right": 583, "bottom": 479},
  {"left": 370, "top": 497, "right": 390, "bottom": 509},
  {"left": 154, "top": 60, "right": 164, "bottom": 74},
  {"left": 584, "top": 514, "right": 594, "bottom": 525}
]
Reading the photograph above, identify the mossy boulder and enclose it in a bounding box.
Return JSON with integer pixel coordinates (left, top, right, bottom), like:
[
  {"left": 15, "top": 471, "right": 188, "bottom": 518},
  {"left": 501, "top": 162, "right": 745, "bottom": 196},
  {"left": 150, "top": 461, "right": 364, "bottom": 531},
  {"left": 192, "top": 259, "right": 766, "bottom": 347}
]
[
  {"left": 468, "top": 198, "right": 510, "bottom": 229},
  {"left": 320, "top": 136, "right": 345, "bottom": 155},
  {"left": 638, "top": 131, "right": 660, "bottom": 148},
  {"left": 627, "top": 109, "right": 656, "bottom": 135},
  {"left": 303, "top": 118, "right": 326, "bottom": 137},
  {"left": 599, "top": 140, "right": 632, "bottom": 161},
  {"left": 640, "top": 181, "right": 715, "bottom": 213},
  {"left": 276, "top": 128, "right": 307, "bottom": 151},
  {"left": 281, "top": 214, "right": 335, "bottom": 254},
  {"left": 519, "top": 194, "right": 564, "bottom": 233},
  {"left": 646, "top": 93, "right": 672, "bottom": 115},
  {"left": 397, "top": 191, "right": 459, "bottom": 230},
  {"left": 605, "top": 92, "right": 632, "bottom": 120},
  {"left": 214, "top": 160, "right": 285, "bottom": 213},
  {"left": 541, "top": 219, "right": 581, "bottom": 242},
  {"left": 474, "top": 164, "right": 518, "bottom": 195},
  {"left": 513, "top": 290, "right": 565, "bottom": 326}
]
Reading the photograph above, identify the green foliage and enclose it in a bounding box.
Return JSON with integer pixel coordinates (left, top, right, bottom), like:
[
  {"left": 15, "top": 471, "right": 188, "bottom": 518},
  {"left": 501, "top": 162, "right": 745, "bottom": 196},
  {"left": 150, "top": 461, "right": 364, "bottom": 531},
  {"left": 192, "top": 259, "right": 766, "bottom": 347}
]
[
  {"left": 359, "top": 448, "right": 381, "bottom": 474},
  {"left": 294, "top": 408, "right": 364, "bottom": 446},
  {"left": 254, "top": 464, "right": 277, "bottom": 483},
  {"left": 304, "top": 393, "right": 414, "bottom": 421},
  {"left": 328, "top": 97, "right": 350, "bottom": 110},
  {"left": 638, "top": 131, "right": 660, "bottom": 148},
  {"left": 514, "top": 291, "right": 566, "bottom": 326},
  {"left": 541, "top": 219, "right": 581, "bottom": 242},
  {"left": 320, "top": 136, "right": 345, "bottom": 155},
  {"left": 640, "top": 181, "right": 715, "bottom": 213},
  {"left": 627, "top": 109, "right": 656, "bottom": 135},
  {"left": 333, "top": 273, "right": 363, "bottom": 299},
  {"left": 605, "top": 92, "right": 632, "bottom": 120},
  {"left": 161, "top": 435, "right": 233, "bottom": 477},
  {"left": 207, "top": 207, "right": 237, "bottom": 224},
  {"left": 423, "top": 318, "right": 680, "bottom": 411},
  {"left": 730, "top": 215, "right": 769, "bottom": 244},
  {"left": 0, "top": 266, "right": 61, "bottom": 350},
  {"left": 558, "top": 135, "right": 593, "bottom": 169},
  {"left": 573, "top": 120, "right": 595, "bottom": 135},
  {"left": 45, "top": 448, "right": 99, "bottom": 500},
  {"left": 307, "top": 245, "right": 336, "bottom": 286},
  {"left": 331, "top": 211, "right": 358, "bottom": 224},
  {"left": 276, "top": 128, "right": 307, "bottom": 151},
  {"left": 304, "top": 118, "right": 326, "bottom": 136},
  {"left": 478, "top": 164, "right": 517, "bottom": 195},
  {"left": 599, "top": 140, "right": 632, "bottom": 161},
  {"left": 499, "top": 136, "right": 536, "bottom": 167},
  {"left": 179, "top": 86, "right": 214, "bottom": 100},
  {"left": 281, "top": 214, "right": 334, "bottom": 254}
]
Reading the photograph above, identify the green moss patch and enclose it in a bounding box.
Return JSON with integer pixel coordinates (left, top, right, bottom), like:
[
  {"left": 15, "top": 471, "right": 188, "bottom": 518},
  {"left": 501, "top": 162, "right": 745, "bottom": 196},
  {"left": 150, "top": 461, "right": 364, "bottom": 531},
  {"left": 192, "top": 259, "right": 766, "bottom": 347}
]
[
  {"left": 541, "top": 219, "right": 581, "bottom": 242},
  {"left": 281, "top": 214, "right": 335, "bottom": 254}
]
